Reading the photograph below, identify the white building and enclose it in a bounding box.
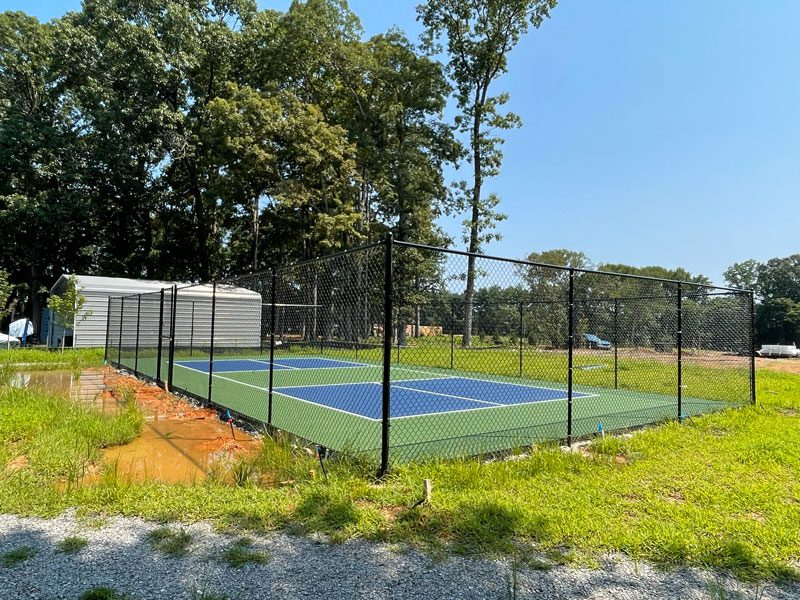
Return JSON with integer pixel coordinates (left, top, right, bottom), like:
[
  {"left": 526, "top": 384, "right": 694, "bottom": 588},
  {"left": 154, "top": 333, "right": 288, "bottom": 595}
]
[{"left": 47, "top": 275, "right": 262, "bottom": 349}]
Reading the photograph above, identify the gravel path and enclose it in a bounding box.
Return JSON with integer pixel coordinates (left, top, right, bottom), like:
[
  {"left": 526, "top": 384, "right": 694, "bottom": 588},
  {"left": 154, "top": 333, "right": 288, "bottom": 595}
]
[{"left": 0, "top": 511, "right": 794, "bottom": 600}]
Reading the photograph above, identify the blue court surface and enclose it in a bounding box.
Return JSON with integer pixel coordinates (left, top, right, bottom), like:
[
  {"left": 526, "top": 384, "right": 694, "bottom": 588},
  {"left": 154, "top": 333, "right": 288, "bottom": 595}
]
[
  {"left": 274, "top": 377, "right": 592, "bottom": 420},
  {"left": 175, "top": 357, "right": 367, "bottom": 373}
]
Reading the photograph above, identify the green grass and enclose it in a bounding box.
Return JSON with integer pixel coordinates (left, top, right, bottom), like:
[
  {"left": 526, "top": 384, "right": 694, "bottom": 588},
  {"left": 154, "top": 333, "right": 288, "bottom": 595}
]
[
  {"left": 57, "top": 535, "right": 89, "bottom": 553},
  {"left": 0, "top": 348, "right": 104, "bottom": 371},
  {"left": 222, "top": 537, "right": 268, "bottom": 567},
  {"left": 1, "top": 366, "right": 799, "bottom": 581},
  {"left": 147, "top": 527, "right": 192, "bottom": 557},
  {"left": 2, "top": 546, "right": 36, "bottom": 566}
]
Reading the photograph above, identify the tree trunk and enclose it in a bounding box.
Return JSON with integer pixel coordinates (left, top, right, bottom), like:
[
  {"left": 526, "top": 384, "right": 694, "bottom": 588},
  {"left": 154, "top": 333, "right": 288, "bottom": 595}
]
[
  {"left": 463, "top": 97, "right": 484, "bottom": 348},
  {"left": 252, "top": 196, "right": 259, "bottom": 272}
]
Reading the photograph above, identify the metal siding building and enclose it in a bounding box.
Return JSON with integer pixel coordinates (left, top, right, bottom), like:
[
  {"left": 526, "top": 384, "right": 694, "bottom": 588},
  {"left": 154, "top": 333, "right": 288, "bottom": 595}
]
[{"left": 48, "top": 276, "right": 262, "bottom": 349}]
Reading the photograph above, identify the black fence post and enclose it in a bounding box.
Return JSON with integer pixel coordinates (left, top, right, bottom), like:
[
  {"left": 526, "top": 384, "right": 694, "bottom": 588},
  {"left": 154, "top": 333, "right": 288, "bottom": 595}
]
[
  {"left": 613, "top": 298, "right": 619, "bottom": 390},
  {"left": 134, "top": 295, "right": 141, "bottom": 376},
  {"left": 117, "top": 296, "right": 124, "bottom": 365},
  {"left": 750, "top": 291, "right": 757, "bottom": 405},
  {"left": 567, "top": 269, "right": 574, "bottom": 445},
  {"left": 207, "top": 281, "right": 217, "bottom": 407},
  {"left": 104, "top": 297, "right": 112, "bottom": 363},
  {"left": 168, "top": 285, "right": 177, "bottom": 391},
  {"left": 268, "top": 270, "right": 277, "bottom": 427},
  {"left": 677, "top": 282, "right": 683, "bottom": 421},
  {"left": 518, "top": 301, "right": 524, "bottom": 378},
  {"left": 379, "top": 233, "right": 393, "bottom": 477},
  {"left": 189, "top": 301, "right": 195, "bottom": 357},
  {"left": 450, "top": 300, "right": 455, "bottom": 370},
  {"left": 156, "top": 289, "right": 164, "bottom": 383}
]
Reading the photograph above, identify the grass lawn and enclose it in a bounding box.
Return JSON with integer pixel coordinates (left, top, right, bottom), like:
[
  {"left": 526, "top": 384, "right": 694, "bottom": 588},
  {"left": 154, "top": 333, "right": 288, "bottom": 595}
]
[{"left": 0, "top": 350, "right": 798, "bottom": 581}]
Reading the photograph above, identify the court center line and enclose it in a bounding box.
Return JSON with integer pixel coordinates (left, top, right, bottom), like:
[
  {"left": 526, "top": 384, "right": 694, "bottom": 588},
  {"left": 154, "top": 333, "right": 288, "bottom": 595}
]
[
  {"left": 391, "top": 384, "right": 504, "bottom": 407},
  {"left": 274, "top": 376, "right": 459, "bottom": 390}
]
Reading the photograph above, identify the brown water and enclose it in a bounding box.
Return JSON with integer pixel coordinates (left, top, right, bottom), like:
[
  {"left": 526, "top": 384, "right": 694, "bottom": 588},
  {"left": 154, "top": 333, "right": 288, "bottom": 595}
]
[
  {"left": 8, "top": 368, "right": 259, "bottom": 484},
  {"left": 103, "top": 417, "right": 257, "bottom": 483}
]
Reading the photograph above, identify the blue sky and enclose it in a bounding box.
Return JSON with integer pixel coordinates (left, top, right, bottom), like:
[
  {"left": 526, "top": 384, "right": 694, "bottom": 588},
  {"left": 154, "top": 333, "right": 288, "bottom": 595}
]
[{"left": 8, "top": 0, "right": 800, "bottom": 285}]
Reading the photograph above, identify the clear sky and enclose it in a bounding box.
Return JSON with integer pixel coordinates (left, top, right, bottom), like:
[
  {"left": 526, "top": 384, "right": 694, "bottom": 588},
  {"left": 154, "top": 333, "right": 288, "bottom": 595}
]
[{"left": 7, "top": 0, "right": 800, "bottom": 284}]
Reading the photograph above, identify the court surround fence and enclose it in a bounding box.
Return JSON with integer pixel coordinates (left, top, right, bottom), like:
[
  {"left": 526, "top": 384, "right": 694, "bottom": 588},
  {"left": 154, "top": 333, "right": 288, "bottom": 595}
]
[{"left": 107, "top": 236, "right": 756, "bottom": 475}]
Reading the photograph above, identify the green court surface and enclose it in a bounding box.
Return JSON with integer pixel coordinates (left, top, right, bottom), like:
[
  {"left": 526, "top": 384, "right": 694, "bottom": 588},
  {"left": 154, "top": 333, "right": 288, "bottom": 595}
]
[{"left": 117, "top": 345, "right": 747, "bottom": 461}]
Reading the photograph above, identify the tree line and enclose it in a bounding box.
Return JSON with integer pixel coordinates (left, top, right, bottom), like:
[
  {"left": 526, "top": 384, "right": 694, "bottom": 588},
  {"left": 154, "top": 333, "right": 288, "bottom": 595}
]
[{"left": 0, "top": 0, "right": 558, "bottom": 339}]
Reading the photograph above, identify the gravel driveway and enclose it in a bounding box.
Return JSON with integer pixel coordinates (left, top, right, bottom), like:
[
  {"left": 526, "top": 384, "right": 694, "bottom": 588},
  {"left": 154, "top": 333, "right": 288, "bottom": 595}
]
[{"left": 0, "top": 511, "right": 794, "bottom": 600}]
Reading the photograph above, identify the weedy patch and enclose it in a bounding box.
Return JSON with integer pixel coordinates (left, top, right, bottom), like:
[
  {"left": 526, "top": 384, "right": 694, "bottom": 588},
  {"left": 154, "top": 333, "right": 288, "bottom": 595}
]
[
  {"left": 57, "top": 535, "right": 89, "bottom": 553},
  {"left": 1, "top": 546, "right": 36, "bottom": 566},
  {"left": 222, "top": 537, "right": 268, "bottom": 568},
  {"left": 147, "top": 527, "right": 192, "bottom": 557},
  {"left": 79, "top": 588, "right": 132, "bottom": 600}
]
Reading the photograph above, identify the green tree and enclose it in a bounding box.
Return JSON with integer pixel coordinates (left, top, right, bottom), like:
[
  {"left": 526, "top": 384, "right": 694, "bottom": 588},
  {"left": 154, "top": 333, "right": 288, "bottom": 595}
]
[
  {"left": 0, "top": 269, "right": 12, "bottom": 321},
  {"left": 756, "top": 255, "right": 800, "bottom": 302},
  {"left": 47, "top": 274, "right": 90, "bottom": 350},
  {"left": 418, "top": 0, "right": 557, "bottom": 347},
  {"left": 723, "top": 259, "right": 760, "bottom": 291}
]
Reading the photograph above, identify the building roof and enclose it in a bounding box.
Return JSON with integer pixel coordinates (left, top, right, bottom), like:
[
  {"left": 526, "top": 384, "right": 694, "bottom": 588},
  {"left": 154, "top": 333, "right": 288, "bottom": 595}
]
[{"left": 50, "top": 274, "right": 181, "bottom": 297}]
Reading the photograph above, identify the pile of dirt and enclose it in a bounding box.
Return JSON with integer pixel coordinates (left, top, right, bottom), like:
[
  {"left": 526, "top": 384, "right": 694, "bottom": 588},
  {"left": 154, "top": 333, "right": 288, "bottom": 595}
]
[{"left": 101, "top": 368, "right": 218, "bottom": 420}]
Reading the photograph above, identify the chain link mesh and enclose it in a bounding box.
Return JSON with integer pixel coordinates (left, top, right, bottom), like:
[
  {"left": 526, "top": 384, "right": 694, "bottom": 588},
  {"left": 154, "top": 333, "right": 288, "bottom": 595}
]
[{"left": 105, "top": 239, "right": 754, "bottom": 468}]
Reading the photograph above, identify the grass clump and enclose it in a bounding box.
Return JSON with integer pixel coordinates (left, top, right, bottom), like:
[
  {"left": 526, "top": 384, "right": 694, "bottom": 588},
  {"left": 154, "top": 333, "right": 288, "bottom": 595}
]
[
  {"left": 79, "top": 588, "right": 131, "bottom": 600},
  {"left": 222, "top": 537, "right": 268, "bottom": 568},
  {"left": 57, "top": 535, "right": 89, "bottom": 554},
  {"left": 0, "top": 384, "right": 142, "bottom": 490},
  {"left": 1, "top": 546, "right": 36, "bottom": 566},
  {"left": 0, "top": 348, "right": 104, "bottom": 370},
  {"left": 147, "top": 527, "right": 191, "bottom": 557}
]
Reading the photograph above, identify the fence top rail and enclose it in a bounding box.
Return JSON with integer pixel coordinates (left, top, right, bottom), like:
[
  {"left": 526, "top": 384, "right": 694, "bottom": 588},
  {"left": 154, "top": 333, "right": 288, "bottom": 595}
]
[{"left": 392, "top": 240, "right": 752, "bottom": 294}]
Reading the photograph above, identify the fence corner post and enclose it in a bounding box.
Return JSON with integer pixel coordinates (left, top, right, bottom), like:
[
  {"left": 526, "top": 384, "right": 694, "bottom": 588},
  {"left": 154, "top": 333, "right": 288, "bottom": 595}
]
[
  {"left": 268, "top": 270, "right": 277, "bottom": 427},
  {"left": 567, "top": 268, "right": 574, "bottom": 446},
  {"left": 677, "top": 282, "right": 683, "bottom": 421},
  {"left": 750, "top": 290, "right": 757, "bottom": 405},
  {"left": 207, "top": 281, "right": 217, "bottom": 408},
  {"left": 379, "top": 233, "right": 393, "bottom": 477}
]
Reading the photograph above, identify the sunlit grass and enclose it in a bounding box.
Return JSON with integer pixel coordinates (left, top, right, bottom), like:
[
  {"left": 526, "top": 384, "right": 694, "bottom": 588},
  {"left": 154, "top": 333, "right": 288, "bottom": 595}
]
[{"left": 0, "top": 368, "right": 798, "bottom": 580}]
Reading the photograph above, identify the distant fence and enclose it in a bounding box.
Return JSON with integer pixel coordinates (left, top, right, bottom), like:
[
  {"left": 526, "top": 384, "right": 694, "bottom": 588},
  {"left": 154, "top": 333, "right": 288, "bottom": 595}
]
[{"left": 107, "top": 236, "right": 756, "bottom": 475}]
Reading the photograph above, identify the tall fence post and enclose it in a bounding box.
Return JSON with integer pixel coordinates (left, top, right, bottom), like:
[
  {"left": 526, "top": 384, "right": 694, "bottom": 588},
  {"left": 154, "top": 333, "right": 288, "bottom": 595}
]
[
  {"left": 677, "top": 282, "right": 683, "bottom": 421},
  {"left": 268, "top": 270, "right": 277, "bottom": 427},
  {"left": 613, "top": 298, "right": 619, "bottom": 390},
  {"left": 518, "top": 301, "right": 524, "bottom": 377},
  {"left": 207, "top": 281, "right": 217, "bottom": 407},
  {"left": 379, "top": 233, "right": 393, "bottom": 477},
  {"left": 750, "top": 291, "right": 757, "bottom": 405},
  {"left": 104, "top": 297, "right": 112, "bottom": 363},
  {"left": 117, "top": 296, "right": 124, "bottom": 365},
  {"left": 134, "top": 295, "right": 141, "bottom": 376},
  {"left": 449, "top": 300, "right": 455, "bottom": 370},
  {"left": 156, "top": 289, "right": 164, "bottom": 383},
  {"left": 189, "top": 301, "right": 195, "bottom": 357},
  {"left": 567, "top": 269, "right": 575, "bottom": 446},
  {"left": 168, "top": 285, "right": 177, "bottom": 391}
]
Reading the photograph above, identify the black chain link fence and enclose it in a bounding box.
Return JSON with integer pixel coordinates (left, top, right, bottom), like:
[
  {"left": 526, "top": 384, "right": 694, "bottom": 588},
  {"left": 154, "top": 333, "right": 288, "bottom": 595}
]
[{"left": 107, "top": 236, "right": 756, "bottom": 473}]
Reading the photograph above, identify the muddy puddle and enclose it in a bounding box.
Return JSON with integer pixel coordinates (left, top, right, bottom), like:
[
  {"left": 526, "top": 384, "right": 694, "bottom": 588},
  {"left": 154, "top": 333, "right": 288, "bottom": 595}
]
[
  {"left": 8, "top": 369, "right": 121, "bottom": 412},
  {"left": 103, "top": 416, "right": 258, "bottom": 483},
  {"left": 7, "top": 368, "right": 260, "bottom": 484}
]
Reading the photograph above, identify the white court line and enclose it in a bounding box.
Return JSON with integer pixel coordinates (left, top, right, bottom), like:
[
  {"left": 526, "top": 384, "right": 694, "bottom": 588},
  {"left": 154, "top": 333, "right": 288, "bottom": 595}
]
[
  {"left": 273, "top": 376, "right": 459, "bottom": 390},
  {"left": 392, "top": 384, "right": 503, "bottom": 407},
  {"left": 272, "top": 387, "right": 381, "bottom": 422},
  {"left": 250, "top": 358, "right": 301, "bottom": 370}
]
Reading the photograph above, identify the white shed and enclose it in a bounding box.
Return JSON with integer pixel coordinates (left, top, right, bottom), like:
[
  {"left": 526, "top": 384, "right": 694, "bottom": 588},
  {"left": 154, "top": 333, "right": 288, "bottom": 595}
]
[
  {"left": 47, "top": 275, "right": 179, "bottom": 348},
  {"left": 48, "top": 275, "right": 263, "bottom": 349}
]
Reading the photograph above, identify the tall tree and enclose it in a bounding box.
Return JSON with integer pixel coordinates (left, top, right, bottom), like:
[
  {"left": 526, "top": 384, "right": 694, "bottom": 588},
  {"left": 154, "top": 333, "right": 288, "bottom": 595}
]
[{"left": 418, "top": 0, "right": 557, "bottom": 346}]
